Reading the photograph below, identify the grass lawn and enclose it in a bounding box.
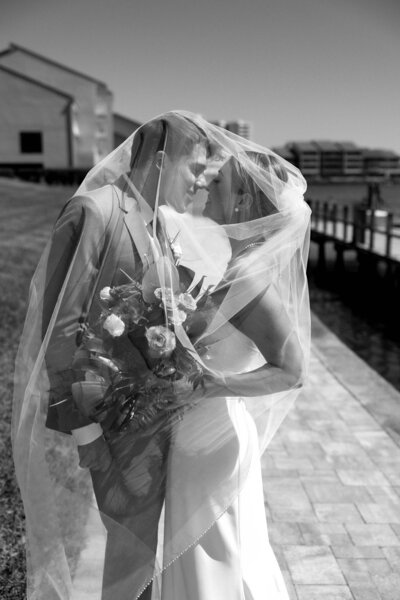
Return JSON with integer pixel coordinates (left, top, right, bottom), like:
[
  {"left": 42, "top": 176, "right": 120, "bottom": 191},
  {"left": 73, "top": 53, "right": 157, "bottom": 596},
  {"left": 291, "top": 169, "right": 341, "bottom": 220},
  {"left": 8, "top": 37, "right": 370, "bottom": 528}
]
[{"left": 0, "top": 178, "right": 74, "bottom": 599}]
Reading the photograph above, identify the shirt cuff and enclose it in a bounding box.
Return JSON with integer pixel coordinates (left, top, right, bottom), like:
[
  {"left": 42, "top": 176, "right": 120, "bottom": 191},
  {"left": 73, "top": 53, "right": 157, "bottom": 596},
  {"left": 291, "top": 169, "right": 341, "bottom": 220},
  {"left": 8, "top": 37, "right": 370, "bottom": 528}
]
[{"left": 71, "top": 423, "right": 103, "bottom": 445}]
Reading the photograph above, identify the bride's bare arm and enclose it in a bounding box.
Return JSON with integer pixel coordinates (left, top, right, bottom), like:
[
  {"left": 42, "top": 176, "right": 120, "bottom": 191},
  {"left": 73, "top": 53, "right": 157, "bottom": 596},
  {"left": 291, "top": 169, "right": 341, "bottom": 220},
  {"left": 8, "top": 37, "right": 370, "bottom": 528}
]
[{"left": 204, "top": 283, "right": 305, "bottom": 397}]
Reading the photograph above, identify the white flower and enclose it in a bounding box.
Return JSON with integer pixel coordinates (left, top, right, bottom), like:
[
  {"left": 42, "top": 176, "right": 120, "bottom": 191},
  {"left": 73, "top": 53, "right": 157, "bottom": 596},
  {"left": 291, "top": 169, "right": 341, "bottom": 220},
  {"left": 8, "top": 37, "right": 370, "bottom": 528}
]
[
  {"left": 154, "top": 287, "right": 175, "bottom": 305},
  {"left": 145, "top": 325, "right": 176, "bottom": 358},
  {"left": 103, "top": 314, "right": 125, "bottom": 337},
  {"left": 170, "top": 241, "right": 183, "bottom": 264},
  {"left": 178, "top": 292, "right": 197, "bottom": 312},
  {"left": 100, "top": 286, "right": 112, "bottom": 301},
  {"left": 167, "top": 308, "right": 187, "bottom": 326}
]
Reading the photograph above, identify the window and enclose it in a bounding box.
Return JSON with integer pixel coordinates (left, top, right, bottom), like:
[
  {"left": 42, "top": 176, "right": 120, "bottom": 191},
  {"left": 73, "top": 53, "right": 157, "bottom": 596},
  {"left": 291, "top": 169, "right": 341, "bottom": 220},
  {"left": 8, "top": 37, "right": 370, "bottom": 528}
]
[{"left": 20, "top": 132, "right": 43, "bottom": 154}]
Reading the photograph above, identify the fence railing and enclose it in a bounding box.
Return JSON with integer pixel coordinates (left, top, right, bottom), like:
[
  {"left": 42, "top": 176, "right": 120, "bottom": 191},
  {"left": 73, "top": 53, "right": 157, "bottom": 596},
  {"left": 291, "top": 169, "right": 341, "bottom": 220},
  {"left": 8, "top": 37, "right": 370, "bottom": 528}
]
[{"left": 307, "top": 200, "right": 400, "bottom": 262}]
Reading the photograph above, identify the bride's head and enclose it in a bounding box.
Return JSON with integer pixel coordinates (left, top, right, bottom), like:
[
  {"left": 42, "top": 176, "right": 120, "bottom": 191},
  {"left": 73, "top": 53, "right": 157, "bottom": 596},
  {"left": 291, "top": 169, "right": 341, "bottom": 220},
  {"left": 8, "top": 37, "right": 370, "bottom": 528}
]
[{"left": 204, "top": 153, "right": 283, "bottom": 225}]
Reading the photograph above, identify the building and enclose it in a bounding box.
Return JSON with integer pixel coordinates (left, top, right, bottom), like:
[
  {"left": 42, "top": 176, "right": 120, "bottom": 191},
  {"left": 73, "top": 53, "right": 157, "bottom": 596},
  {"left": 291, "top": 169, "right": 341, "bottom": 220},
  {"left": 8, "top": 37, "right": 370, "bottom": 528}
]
[
  {"left": 113, "top": 113, "right": 142, "bottom": 148},
  {"left": 0, "top": 65, "right": 73, "bottom": 169},
  {"left": 312, "top": 141, "right": 343, "bottom": 178},
  {"left": 287, "top": 142, "right": 320, "bottom": 176},
  {"left": 225, "top": 120, "right": 252, "bottom": 140},
  {"left": 271, "top": 145, "right": 296, "bottom": 166},
  {"left": 363, "top": 149, "right": 400, "bottom": 178},
  {"left": 341, "top": 142, "right": 364, "bottom": 176},
  {"left": 0, "top": 43, "right": 114, "bottom": 169}
]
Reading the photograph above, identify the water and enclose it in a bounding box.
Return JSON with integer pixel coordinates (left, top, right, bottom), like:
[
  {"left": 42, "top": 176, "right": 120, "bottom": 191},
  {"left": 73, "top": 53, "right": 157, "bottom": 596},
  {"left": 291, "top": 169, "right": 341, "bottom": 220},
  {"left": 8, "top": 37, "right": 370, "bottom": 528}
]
[{"left": 307, "top": 246, "right": 400, "bottom": 393}]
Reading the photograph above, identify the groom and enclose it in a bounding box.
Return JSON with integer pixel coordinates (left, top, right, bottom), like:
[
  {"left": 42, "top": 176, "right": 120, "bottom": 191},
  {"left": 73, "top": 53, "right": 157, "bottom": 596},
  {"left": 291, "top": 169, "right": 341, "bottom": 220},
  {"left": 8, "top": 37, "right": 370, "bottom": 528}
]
[{"left": 43, "top": 114, "right": 210, "bottom": 599}]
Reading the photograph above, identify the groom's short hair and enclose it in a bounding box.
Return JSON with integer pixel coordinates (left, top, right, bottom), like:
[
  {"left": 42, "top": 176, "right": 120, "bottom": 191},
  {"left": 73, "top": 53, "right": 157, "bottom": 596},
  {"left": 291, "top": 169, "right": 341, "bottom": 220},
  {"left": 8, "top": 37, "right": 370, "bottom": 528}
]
[{"left": 130, "top": 113, "right": 210, "bottom": 171}]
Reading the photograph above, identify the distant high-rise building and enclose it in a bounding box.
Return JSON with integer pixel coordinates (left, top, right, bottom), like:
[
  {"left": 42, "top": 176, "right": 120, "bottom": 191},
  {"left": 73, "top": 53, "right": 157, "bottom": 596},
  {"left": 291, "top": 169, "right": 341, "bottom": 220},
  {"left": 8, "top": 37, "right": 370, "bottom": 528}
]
[{"left": 226, "top": 120, "right": 252, "bottom": 140}]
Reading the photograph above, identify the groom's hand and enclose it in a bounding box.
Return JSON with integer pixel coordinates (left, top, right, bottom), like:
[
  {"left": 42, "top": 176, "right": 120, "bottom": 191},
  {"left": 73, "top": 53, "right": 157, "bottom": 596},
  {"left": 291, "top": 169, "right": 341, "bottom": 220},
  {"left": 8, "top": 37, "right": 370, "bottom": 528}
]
[{"left": 77, "top": 435, "right": 112, "bottom": 472}]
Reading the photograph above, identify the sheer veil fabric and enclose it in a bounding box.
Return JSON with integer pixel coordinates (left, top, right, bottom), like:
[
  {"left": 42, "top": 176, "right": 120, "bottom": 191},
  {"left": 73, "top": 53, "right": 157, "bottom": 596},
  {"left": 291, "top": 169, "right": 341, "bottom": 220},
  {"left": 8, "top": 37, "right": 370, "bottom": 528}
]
[{"left": 13, "top": 111, "right": 311, "bottom": 599}]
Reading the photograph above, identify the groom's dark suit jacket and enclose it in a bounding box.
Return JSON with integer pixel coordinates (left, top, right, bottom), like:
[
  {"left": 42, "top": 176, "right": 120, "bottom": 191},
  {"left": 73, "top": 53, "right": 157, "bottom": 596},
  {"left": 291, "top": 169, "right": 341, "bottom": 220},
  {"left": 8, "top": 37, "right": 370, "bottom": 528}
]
[{"left": 43, "top": 183, "right": 144, "bottom": 434}]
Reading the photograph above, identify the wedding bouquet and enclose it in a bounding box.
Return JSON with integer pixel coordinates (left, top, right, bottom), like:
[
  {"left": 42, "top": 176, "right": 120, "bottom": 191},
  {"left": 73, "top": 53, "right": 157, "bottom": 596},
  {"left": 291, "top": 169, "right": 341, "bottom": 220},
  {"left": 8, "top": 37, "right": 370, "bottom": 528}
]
[{"left": 72, "top": 273, "right": 209, "bottom": 433}]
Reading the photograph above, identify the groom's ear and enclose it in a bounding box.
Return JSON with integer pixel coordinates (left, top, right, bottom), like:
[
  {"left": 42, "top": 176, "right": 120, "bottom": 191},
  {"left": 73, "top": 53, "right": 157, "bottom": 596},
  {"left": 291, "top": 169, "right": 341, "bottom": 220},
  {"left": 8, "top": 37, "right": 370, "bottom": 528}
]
[{"left": 155, "top": 151, "right": 167, "bottom": 170}]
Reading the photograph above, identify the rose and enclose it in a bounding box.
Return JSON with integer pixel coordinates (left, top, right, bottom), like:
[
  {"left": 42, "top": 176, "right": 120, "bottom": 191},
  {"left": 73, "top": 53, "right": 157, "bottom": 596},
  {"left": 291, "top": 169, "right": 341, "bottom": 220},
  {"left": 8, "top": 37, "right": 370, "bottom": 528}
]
[
  {"left": 100, "top": 286, "right": 113, "bottom": 302},
  {"left": 154, "top": 287, "right": 175, "bottom": 305},
  {"left": 170, "top": 241, "right": 183, "bottom": 264},
  {"left": 167, "top": 308, "right": 187, "bottom": 326},
  {"left": 178, "top": 292, "right": 197, "bottom": 312},
  {"left": 103, "top": 314, "right": 125, "bottom": 337},
  {"left": 145, "top": 325, "right": 176, "bottom": 358}
]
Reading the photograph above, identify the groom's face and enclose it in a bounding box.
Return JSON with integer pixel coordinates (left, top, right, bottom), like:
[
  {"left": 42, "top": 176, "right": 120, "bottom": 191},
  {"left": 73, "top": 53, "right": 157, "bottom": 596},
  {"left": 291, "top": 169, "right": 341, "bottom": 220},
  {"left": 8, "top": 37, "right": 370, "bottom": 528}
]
[{"left": 160, "top": 143, "right": 208, "bottom": 213}]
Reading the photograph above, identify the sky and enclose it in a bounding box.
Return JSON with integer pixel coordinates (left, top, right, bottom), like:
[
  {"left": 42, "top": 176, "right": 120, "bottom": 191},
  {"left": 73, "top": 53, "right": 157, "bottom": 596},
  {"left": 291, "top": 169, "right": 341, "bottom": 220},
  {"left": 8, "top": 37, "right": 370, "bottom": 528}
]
[{"left": 1, "top": 0, "right": 400, "bottom": 152}]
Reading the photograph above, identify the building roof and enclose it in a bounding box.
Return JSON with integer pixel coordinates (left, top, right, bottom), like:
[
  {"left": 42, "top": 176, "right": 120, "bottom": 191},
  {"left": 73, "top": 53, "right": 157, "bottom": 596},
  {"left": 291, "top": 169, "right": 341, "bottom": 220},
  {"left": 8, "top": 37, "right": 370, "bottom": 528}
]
[
  {"left": 0, "top": 64, "right": 73, "bottom": 103},
  {"left": 113, "top": 113, "right": 142, "bottom": 129},
  {"left": 364, "top": 148, "right": 400, "bottom": 159},
  {"left": 312, "top": 140, "right": 342, "bottom": 152},
  {"left": 271, "top": 145, "right": 295, "bottom": 160},
  {"left": 339, "top": 142, "right": 362, "bottom": 152},
  {"left": 0, "top": 43, "right": 111, "bottom": 91},
  {"left": 289, "top": 141, "right": 319, "bottom": 152}
]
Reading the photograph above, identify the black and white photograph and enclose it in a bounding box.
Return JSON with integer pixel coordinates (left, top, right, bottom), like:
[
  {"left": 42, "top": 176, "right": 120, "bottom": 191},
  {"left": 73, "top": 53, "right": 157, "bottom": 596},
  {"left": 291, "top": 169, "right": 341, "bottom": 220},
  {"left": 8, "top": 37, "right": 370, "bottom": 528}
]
[{"left": 1, "top": 1, "right": 400, "bottom": 599}]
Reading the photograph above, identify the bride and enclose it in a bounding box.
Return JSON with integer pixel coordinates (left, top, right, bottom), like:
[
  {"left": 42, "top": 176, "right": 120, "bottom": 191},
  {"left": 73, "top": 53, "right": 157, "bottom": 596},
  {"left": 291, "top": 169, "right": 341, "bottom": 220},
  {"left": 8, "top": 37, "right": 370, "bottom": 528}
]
[{"left": 13, "top": 111, "right": 311, "bottom": 599}]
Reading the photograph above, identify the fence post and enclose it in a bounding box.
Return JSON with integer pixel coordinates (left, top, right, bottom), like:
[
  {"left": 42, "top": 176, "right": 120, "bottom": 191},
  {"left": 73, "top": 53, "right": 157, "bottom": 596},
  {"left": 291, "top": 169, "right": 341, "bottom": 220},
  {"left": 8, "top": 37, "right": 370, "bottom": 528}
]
[
  {"left": 369, "top": 210, "right": 375, "bottom": 251},
  {"left": 332, "top": 204, "right": 337, "bottom": 237},
  {"left": 343, "top": 205, "right": 349, "bottom": 242},
  {"left": 315, "top": 200, "right": 320, "bottom": 230},
  {"left": 386, "top": 212, "right": 393, "bottom": 258},
  {"left": 323, "top": 202, "right": 328, "bottom": 234}
]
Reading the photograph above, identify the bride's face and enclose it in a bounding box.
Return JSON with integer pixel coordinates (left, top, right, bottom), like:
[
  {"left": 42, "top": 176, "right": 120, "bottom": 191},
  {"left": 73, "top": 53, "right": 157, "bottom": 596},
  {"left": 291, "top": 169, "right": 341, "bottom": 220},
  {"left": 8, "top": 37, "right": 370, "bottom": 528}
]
[{"left": 204, "top": 160, "right": 245, "bottom": 224}]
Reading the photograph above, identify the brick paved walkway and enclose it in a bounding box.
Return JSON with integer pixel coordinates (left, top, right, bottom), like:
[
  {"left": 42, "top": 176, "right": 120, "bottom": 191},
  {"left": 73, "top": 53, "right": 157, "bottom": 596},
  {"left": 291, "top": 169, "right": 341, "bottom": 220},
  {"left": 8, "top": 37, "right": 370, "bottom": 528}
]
[{"left": 265, "top": 314, "right": 400, "bottom": 600}]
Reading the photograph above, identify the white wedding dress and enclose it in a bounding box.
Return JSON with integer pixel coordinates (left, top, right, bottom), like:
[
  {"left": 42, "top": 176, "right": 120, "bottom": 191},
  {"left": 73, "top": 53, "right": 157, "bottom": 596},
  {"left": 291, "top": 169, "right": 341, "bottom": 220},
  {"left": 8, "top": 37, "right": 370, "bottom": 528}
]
[
  {"left": 155, "top": 209, "right": 290, "bottom": 600},
  {"left": 161, "top": 399, "right": 289, "bottom": 600}
]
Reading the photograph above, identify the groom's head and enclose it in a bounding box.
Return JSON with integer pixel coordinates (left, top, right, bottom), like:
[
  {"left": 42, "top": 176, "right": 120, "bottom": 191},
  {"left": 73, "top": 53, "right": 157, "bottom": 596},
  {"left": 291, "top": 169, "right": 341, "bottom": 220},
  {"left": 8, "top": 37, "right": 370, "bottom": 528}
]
[{"left": 130, "top": 113, "right": 209, "bottom": 212}]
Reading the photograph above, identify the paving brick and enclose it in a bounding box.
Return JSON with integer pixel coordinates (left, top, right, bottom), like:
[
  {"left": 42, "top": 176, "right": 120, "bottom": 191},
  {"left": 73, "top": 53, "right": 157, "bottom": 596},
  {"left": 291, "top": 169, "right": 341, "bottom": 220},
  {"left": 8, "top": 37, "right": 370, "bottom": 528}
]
[
  {"left": 295, "top": 584, "right": 353, "bottom": 600},
  {"left": 337, "top": 469, "right": 390, "bottom": 487},
  {"left": 349, "top": 584, "right": 381, "bottom": 600},
  {"left": 269, "top": 506, "right": 318, "bottom": 523},
  {"left": 300, "top": 522, "right": 351, "bottom": 546},
  {"left": 303, "top": 482, "right": 372, "bottom": 504},
  {"left": 273, "top": 457, "right": 315, "bottom": 472},
  {"left": 282, "top": 571, "right": 298, "bottom": 600},
  {"left": 338, "top": 558, "right": 392, "bottom": 581},
  {"left": 336, "top": 558, "right": 373, "bottom": 585},
  {"left": 371, "top": 573, "right": 400, "bottom": 600},
  {"left": 390, "top": 523, "right": 400, "bottom": 538},
  {"left": 382, "top": 547, "right": 400, "bottom": 573},
  {"left": 313, "top": 503, "right": 363, "bottom": 523},
  {"left": 345, "top": 523, "right": 400, "bottom": 547},
  {"left": 284, "top": 546, "right": 345, "bottom": 585},
  {"left": 268, "top": 522, "right": 304, "bottom": 546},
  {"left": 265, "top": 484, "right": 312, "bottom": 510},
  {"left": 356, "top": 502, "right": 400, "bottom": 524},
  {"left": 332, "top": 545, "right": 384, "bottom": 559},
  {"left": 353, "top": 431, "right": 400, "bottom": 458},
  {"left": 366, "top": 485, "right": 400, "bottom": 504},
  {"left": 262, "top": 467, "right": 299, "bottom": 479}
]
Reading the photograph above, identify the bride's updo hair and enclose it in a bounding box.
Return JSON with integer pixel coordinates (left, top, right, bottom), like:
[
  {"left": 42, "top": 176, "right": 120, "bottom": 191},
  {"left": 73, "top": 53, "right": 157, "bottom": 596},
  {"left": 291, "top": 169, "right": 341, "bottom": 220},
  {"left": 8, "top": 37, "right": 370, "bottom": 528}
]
[{"left": 232, "top": 152, "right": 289, "bottom": 219}]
